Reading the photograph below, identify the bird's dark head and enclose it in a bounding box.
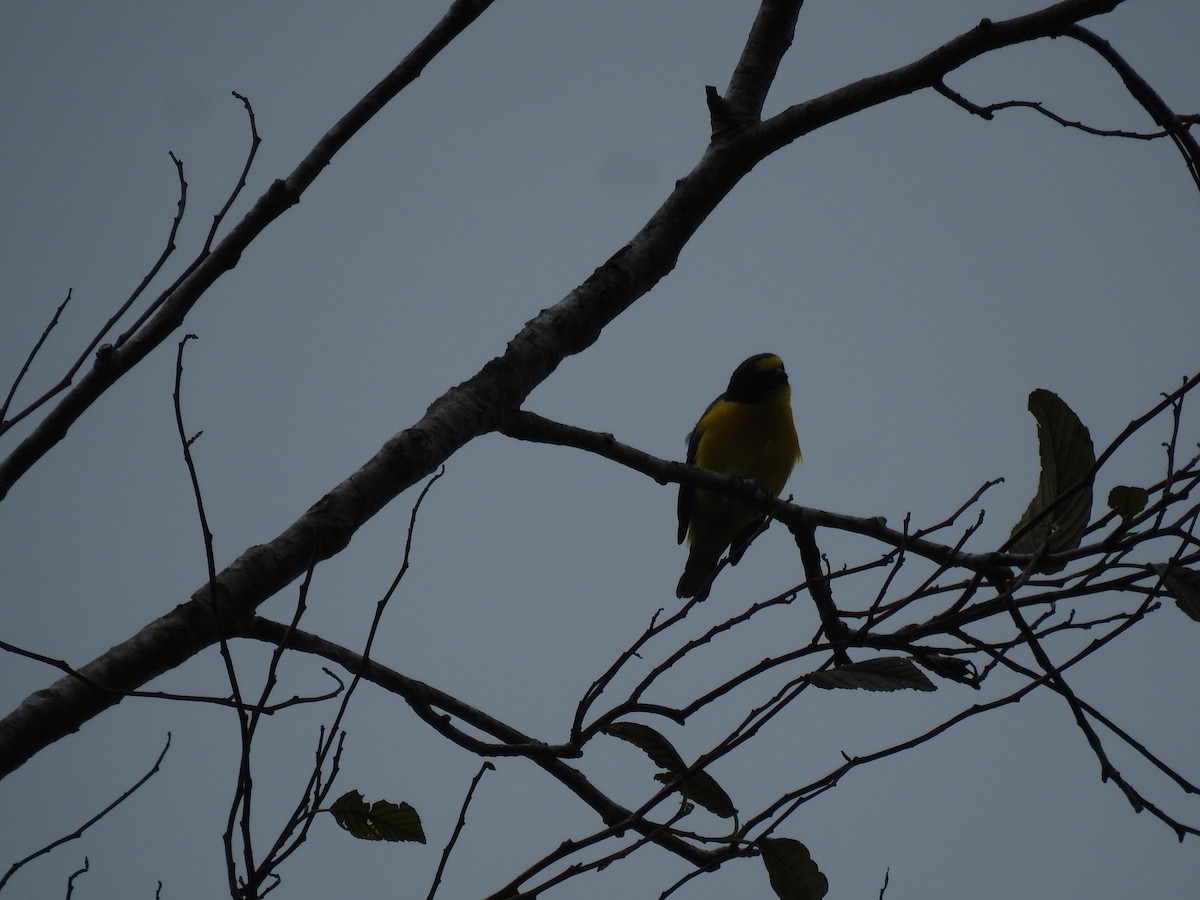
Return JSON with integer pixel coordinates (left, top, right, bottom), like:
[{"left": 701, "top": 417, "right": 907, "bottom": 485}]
[{"left": 723, "top": 353, "right": 789, "bottom": 403}]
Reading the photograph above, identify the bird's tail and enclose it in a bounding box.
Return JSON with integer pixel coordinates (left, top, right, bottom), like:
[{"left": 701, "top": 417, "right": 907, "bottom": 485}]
[{"left": 676, "top": 552, "right": 718, "bottom": 600}]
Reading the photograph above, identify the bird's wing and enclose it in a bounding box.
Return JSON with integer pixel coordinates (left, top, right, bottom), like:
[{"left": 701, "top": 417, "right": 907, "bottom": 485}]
[{"left": 676, "top": 396, "right": 719, "bottom": 545}]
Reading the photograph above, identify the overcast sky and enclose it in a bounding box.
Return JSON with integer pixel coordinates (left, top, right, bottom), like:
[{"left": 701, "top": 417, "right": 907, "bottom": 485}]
[{"left": 2, "top": 2, "right": 1199, "bottom": 898}]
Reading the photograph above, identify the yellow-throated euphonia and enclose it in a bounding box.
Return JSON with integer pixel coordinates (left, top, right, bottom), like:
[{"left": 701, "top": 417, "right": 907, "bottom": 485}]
[{"left": 676, "top": 353, "right": 801, "bottom": 599}]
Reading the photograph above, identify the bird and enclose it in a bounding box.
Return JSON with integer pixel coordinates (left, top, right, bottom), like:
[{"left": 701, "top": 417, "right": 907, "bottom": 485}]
[{"left": 675, "top": 353, "right": 801, "bottom": 599}]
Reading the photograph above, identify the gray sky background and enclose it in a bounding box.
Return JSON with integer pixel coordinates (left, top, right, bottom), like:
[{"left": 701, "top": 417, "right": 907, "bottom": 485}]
[{"left": 2, "top": 2, "right": 1198, "bottom": 897}]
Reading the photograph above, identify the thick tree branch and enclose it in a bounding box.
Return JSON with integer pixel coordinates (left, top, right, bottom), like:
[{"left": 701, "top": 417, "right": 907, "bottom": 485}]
[
  {"left": 716, "top": 0, "right": 804, "bottom": 130},
  {"left": 754, "top": 0, "right": 1124, "bottom": 154}
]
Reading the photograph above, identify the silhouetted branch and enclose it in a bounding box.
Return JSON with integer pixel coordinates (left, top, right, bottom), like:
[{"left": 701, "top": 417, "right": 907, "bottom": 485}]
[
  {"left": 114, "top": 93, "right": 261, "bottom": 350},
  {"left": 935, "top": 80, "right": 1199, "bottom": 140},
  {"left": 1064, "top": 24, "right": 1200, "bottom": 193},
  {"left": 232, "top": 470, "right": 445, "bottom": 896},
  {"left": 968, "top": 624, "right": 1200, "bottom": 797},
  {"left": 501, "top": 409, "right": 1019, "bottom": 581},
  {"left": 64, "top": 858, "right": 88, "bottom": 899},
  {"left": 489, "top": 804, "right": 693, "bottom": 900},
  {"left": 0, "top": 289, "right": 72, "bottom": 430},
  {"left": 0, "top": 734, "right": 170, "bottom": 892},
  {"left": 428, "top": 762, "right": 495, "bottom": 900},
  {"left": 0, "top": 635, "right": 341, "bottom": 713},
  {"left": 0, "top": 148, "right": 188, "bottom": 437}
]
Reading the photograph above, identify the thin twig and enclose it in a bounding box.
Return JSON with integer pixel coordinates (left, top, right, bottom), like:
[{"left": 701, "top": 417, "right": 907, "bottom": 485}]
[
  {"left": 0, "top": 734, "right": 170, "bottom": 891},
  {"left": 246, "top": 467, "right": 446, "bottom": 891},
  {"left": 0, "top": 151, "right": 188, "bottom": 435},
  {"left": 428, "top": 762, "right": 495, "bottom": 900},
  {"left": 573, "top": 594, "right": 706, "bottom": 739},
  {"left": 0, "top": 634, "right": 340, "bottom": 711},
  {"left": 935, "top": 79, "right": 1198, "bottom": 140},
  {"left": 115, "top": 93, "right": 261, "bottom": 348},
  {"left": 0, "top": 289, "right": 72, "bottom": 430},
  {"left": 244, "top": 558, "right": 319, "bottom": 739},
  {"left": 63, "top": 858, "right": 88, "bottom": 900},
  {"left": 968, "top": 626, "right": 1199, "bottom": 797},
  {"left": 1064, "top": 24, "right": 1200, "bottom": 194}
]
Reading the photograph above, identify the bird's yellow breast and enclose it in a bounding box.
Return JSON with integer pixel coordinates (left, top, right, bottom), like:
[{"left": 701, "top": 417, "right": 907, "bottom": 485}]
[{"left": 692, "top": 385, "right": 801, "bottom": 495}]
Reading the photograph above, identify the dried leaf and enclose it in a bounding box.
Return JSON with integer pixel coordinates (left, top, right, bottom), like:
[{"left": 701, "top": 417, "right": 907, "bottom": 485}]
[
  {"left": 809, "top": 657, "right": 937, "bottom": 692},
  {"left": 331, "top": 790, "right": 426, "bottom": 843},
  {"left": 1107, "top": 485, "right": 1148, "bottom": 518},
  {"left": 604, "top": 722, "right": 736, "bottom": 818},
  {"left": 759, "top": 837, "right": 829, "bottom": 900},
  {"left": 1153, "top": 564, "right": 1200, "bottom": 622},
  {"left": 1009, "top": 389, "right": 1095, "bottom": 570}
]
